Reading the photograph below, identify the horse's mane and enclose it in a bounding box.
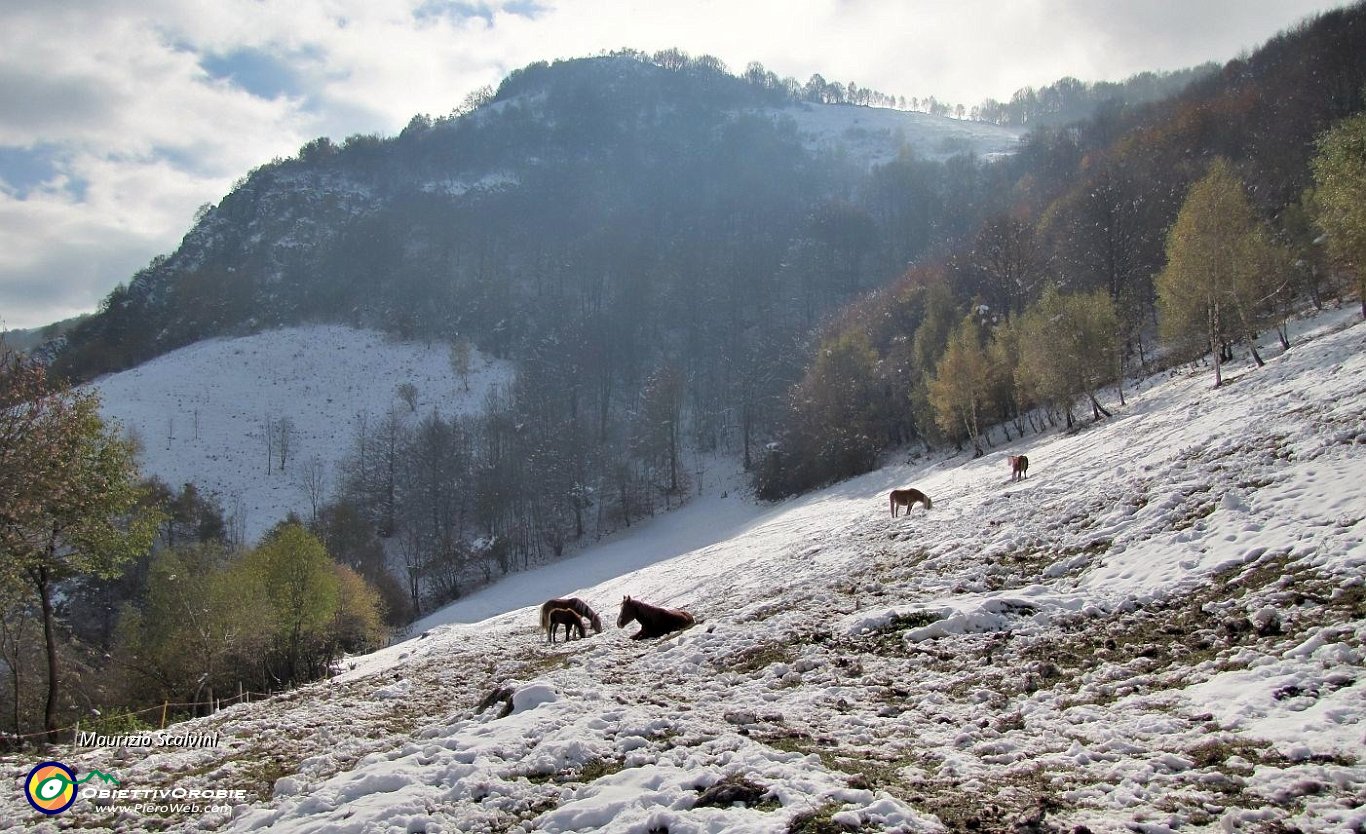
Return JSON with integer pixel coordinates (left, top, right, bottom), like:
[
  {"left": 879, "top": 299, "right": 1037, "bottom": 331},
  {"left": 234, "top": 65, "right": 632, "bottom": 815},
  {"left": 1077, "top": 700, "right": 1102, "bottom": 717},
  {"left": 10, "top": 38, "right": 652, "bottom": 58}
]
[{"left": 540, "top": 597, "right": 603, "bottom": 633}]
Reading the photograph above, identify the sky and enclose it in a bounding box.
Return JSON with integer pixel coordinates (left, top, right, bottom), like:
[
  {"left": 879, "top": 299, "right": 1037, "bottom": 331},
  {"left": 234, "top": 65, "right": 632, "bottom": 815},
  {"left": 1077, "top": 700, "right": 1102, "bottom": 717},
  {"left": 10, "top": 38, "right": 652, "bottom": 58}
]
[{"left": 0, "top": 0, "right": 1352, "bottom": 332}]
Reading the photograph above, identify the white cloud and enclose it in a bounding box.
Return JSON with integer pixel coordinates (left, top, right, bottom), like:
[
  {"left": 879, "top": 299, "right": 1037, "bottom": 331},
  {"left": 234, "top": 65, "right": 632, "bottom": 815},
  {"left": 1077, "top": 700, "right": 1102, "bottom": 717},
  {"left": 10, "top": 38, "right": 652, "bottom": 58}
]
[{"left": 0, "top": 0, "right": 1349, "bottom": 329}]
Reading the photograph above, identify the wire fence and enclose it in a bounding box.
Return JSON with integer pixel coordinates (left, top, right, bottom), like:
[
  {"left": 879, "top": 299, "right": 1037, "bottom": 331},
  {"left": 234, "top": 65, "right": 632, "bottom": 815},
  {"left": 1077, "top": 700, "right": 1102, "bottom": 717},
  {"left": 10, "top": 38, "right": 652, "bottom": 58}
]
[{"left": 0, "top": 685, "right": 278, "bottom": 749}]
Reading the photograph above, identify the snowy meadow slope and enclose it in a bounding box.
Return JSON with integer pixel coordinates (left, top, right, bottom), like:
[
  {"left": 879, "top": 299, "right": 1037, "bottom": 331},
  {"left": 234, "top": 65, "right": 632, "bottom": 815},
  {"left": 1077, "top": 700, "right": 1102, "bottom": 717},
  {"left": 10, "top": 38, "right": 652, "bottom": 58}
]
[
  {"left": 7, "top": 310, "right": 1364, "bottom": 833},
  {"left": 91, "top": 325, "right": 508, "bottom": 544}
]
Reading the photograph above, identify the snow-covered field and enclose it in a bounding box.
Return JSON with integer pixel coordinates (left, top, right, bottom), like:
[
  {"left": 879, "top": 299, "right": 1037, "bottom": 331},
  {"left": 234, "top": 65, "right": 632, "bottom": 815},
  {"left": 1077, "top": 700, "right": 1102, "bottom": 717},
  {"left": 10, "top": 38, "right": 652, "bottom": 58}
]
[
  {"left": 778, "top": 103, "right": 1024, "bottom": 166},
  {"left": 91, "top": 326, "right": 509, "bottom": 543},
  {"left": 7, "top": 309, "right": 1363, "bottom": 833}
]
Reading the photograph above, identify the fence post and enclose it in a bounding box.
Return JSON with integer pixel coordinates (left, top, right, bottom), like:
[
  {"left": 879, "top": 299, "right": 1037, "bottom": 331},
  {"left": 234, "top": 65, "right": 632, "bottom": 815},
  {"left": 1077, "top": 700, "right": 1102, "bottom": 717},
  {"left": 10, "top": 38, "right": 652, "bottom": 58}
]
[{"left": 160, "top": 701, "right": 168, "bottom": 729}]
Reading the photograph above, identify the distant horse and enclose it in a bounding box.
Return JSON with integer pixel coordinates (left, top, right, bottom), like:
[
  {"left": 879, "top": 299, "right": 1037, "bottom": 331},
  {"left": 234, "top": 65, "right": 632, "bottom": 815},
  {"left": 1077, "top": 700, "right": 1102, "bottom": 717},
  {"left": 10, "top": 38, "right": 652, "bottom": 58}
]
[
  {"left": 889, "top": 488, "right": 932, "bottom": 517},
  {"left": 544, "top": 607, "right": 587, "bottom": 643},
  {"left": 617, "top": 595, "right": 695, "bottom": 640},
  {"left": 539, "top": 597, "right": 604, "bottom": 634},
  {"left": 1008, "top": 455, "right": 1029, "bottom": 482}
]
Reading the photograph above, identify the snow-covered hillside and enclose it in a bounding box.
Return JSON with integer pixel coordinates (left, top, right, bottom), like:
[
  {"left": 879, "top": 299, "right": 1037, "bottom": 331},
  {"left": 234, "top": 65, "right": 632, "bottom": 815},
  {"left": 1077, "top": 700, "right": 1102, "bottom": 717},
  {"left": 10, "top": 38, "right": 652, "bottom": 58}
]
[
  {"left": 9, "top": 310, "right": 1363, "bottom": 833},
  {"left": 779, "top": 103, "right": 1023, "bottom": 165},
  {"left": 92, "top": 325, "right": 510, "bottom": 543}
]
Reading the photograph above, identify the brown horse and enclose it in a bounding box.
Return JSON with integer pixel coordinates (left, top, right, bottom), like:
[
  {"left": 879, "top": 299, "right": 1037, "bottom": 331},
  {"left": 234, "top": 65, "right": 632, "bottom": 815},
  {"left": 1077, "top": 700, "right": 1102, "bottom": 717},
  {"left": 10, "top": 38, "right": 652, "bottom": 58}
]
[
  {"left": 539, "top": 597, "right": 604, "bottom": 634},
  {"left": 617, "top": 595, "right": 694, "bottom": 640},
  {"left": 889, "top": 488, "right": 932, "bottom": 517},
  {"left": 1008, "top": 454, "right": 1029, "bottom": 482},
  {"left": 545, "top": 607, "right": 587, "bottom": 643}
]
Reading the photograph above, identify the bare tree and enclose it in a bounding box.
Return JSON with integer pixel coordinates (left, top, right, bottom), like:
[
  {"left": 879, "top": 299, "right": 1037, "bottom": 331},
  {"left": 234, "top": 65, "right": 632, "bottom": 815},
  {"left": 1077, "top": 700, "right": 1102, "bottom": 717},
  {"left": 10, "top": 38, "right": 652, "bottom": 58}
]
[
  {"left": 300, "top": 456, "right": 328, "bottom": 523},
  {"left": 397, "top": 382, "right": 418, "bottom": 412},
  {"left": 449, "top": 340, "right": 472, "bottom": 393},
  {"left": 262, "top": 415, "right": 275, "bottom": 475},
  {"left": 275, "top": 416, "right": 295, "bottom": 473}
]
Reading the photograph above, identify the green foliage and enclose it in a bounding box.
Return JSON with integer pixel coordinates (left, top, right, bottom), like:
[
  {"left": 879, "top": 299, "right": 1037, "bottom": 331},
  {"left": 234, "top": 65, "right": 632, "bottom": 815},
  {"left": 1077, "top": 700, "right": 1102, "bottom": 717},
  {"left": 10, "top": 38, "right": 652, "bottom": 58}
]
[
  {"left": 1156, "top": 159, "right": 1286, "bottom": 385},
  {"left": 114, "top": 526, "right": 385, "bottom": 707},
  {"left": 1311, "top": 113, "right": 1366, "bottom": 316},
  {"left": 331, "top": 565, "right": 387, "bottom": 653},
  {"left": 798, "top": 330, "right": 882, "bottom": 477},
  {"left": 0, "top": 350, "right": 160, "bottom": 738},
  {"left": 755, "top": 328, "right": 885, "bottom": 499},
  {"left": 245, "top": 524, "right": 341, "bottom": 681},
  {"left": 81, "top": 706, "right": 152, "bottom": 736},
  {"left": 113, "top": 544, "right": 270, "bottom": 707},
  {"left": 985, "top": 317, "right": 1027, "bottom": 433},
  {"left": 928, "top": 315, "right": 992, "bottom": 454},
  {"left": 1016, "top": 287, "right": 1120, "bottom": 423},
  {"left": 0, "top": 378, "right": 159, "bottom": 586}
]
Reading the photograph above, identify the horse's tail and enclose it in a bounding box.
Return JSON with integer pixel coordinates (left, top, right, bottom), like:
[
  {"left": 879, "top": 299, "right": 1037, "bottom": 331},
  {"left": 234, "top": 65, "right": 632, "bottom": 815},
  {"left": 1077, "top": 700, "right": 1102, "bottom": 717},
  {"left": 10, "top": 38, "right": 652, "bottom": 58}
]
[
  {"left": 889, "top": 493, "right": 896, "bottom": 518},
  {"left": 923, "top": 494, "right": 932, "bottom": 510},
  {"left": 539, "top": 602, "right": 550, "bottom": 632}
]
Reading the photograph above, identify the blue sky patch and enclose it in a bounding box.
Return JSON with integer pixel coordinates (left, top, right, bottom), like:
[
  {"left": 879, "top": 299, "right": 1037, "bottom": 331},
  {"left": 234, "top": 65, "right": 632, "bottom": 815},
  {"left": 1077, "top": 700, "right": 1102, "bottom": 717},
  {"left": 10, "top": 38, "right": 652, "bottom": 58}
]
[
  {"left": 414, "top": 0, "right": 547, "bottom": 26},
  {"left": 0, "top": 144, "right": 60, "bottom": 197},
  {"left": 200, "top": 47, "right": 306, "bottom": 100}
]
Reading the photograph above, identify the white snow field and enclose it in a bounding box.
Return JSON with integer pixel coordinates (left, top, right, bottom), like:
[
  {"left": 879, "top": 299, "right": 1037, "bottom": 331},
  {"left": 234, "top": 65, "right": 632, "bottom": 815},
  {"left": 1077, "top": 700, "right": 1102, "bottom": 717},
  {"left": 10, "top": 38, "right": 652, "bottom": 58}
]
[
  {"left": 779, "top": 103, "right": 1024, "bottom": 166},
  {"left": 5, "top": 308, "right": 1364, "bottom": 833},
  {"left": 91, "top": 325, "right": 509, "bottom": 544}
]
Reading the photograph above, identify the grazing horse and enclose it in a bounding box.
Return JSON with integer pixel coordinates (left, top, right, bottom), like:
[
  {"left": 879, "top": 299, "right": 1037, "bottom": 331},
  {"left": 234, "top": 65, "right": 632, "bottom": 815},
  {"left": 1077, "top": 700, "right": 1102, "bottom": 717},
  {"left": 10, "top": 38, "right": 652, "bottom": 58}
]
[
  {"left": 617, "top": 595, "right": 695, "bottom": 640},
  {"left": 545, "top": 607, "right": 587, "bottom": 643},
  {"left": 1008, "top": 454, "right": 1029, "bottom": 482},
  {"left": 889, "top": 488, "right": 932, "bottom": 517},
  {"left": 539, "top": 597, "right": 604, "bottom": 634}
]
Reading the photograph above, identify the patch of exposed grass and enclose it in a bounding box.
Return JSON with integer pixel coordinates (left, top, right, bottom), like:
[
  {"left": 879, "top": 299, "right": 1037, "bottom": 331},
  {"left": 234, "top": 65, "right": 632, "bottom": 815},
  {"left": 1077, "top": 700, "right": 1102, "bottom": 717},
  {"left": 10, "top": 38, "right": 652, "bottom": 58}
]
[
  {"left": 832, "top": 752, "right": 916, "bottom": 795},
  {"left": 842, "top": 610, "right": 946, "bottom": 657},
  {"left": 577, "top": 757, "right": 625, "bottom": 783},
  {"left": 757, "top": 729, "right": 824, "bottom": 763},
  {"left": 515, "top": 649, "right": 574, "bottom": 677},
  {"left": 912, "top": 767, "right": 1060, "bottom": 834},
  {"left": 237, "top": 753, "right": 296, "bottom": 800},
  {"left": 523, "top": 756, "right": 625, "bottom": 786},
  {"left": 786, "top": 802, "right": 860, "bottom": 833},
  {"left": 725, "top": 641, "right": 799, "bottom": 675},
  {"left": 694, "top": 773, "right": 779, "bottom": 811},
  {"left": 1187, "top": 737, "right": 1283, "bottom": 770}
]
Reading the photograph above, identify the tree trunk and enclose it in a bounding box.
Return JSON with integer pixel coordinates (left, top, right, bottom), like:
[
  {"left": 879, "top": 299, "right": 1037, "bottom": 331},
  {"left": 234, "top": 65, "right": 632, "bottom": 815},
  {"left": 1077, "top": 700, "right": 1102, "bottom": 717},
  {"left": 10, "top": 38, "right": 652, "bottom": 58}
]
[
  {"left": 668, "top": 421, "right": 678, "bottom": 493},
  {"left": 35, "top": 564, "right": 60, "bottom": 744},
  {"left": 1089, "top": 392, "right": 1112, "bottom": 420},
  {"left": 1209, "top": 304, "right": 1223, "bottom": 388},
  {"left": 1117, "top": 350, "right": 1127, "bottom": 407},
  {"left": 741, "top": 405, "right": 752, "bottom": 471}
]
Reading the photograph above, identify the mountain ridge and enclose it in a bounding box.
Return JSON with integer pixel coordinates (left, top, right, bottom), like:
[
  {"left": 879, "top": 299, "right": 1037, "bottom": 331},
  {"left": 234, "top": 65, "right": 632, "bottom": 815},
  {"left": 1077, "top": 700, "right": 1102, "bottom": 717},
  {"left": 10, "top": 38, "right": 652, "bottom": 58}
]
[{"left": 53, "top": 55, "right": 1022, "bottom": 381}]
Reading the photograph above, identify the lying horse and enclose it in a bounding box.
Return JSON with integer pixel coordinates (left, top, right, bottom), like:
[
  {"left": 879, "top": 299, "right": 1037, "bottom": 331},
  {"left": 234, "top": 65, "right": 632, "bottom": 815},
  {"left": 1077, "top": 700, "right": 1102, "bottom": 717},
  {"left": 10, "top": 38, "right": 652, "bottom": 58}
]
[
  {"left": 889, "top": 487, "right": 932, "bottom": 517},
  {"left": 618, "top": 595, "right": 694, "bottom": 640},
  {"left": 539, "top": 597, "right": 604, "bottom": 634},
  {"left": 545, "top": 607, "right": 587, "bottom": 643},
  {"left": 1008, "top": 454, "right": 1029, "bottom": 482}
]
